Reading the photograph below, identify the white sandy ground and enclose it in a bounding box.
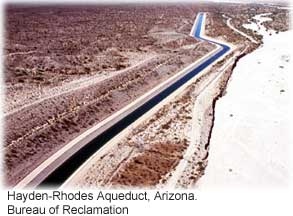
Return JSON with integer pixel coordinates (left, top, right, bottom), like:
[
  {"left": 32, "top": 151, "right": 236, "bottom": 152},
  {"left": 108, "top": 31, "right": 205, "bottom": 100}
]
[{"left": 197, "top": 13, "right": 292, "bottom": 189}]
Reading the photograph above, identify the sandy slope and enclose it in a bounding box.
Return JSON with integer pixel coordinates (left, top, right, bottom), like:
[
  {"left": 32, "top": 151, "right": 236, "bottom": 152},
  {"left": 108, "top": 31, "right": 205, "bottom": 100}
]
[{"left": 198, "top": 14, "right": 291, "bottom": 188}]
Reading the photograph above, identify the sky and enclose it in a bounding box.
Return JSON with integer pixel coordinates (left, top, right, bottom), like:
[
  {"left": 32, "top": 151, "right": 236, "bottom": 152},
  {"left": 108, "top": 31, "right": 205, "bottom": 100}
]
[
  {"left": 210, "top": 0, "right": 290, "bottom": 3},
  {"left": 2, "top": 0, "right": 292, "bottom": 7},
  {"left": 3, "top": 0, "right": 292, "bottom": 3}
]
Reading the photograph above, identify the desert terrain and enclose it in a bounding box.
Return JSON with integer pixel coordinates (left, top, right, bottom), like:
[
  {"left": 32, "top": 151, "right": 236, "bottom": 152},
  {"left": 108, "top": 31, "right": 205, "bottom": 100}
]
[{"left": 3, "top": 3, "right": 290, "bottom": 188}]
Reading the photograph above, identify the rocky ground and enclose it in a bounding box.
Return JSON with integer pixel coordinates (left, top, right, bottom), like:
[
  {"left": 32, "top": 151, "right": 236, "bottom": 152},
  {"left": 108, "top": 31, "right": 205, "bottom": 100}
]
[{"left": 5, "top": 5, "right": 200, "bottom": 114}]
